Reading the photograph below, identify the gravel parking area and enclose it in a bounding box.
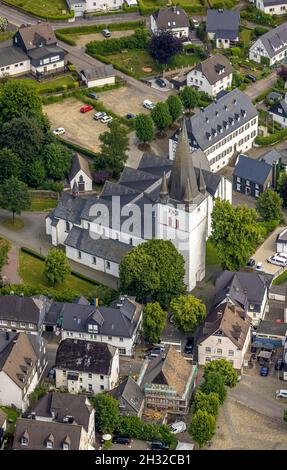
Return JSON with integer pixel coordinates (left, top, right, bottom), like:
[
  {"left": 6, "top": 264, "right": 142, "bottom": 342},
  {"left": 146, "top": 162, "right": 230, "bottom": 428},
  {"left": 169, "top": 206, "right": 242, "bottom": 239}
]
[
  {"left": 75, "top": 30, "right": 134, "bottom": 48},
  {"left": 44, "top": 97, "right": 108, "bottom": 152},
  {"left": 99, "top": 85, "right": 160, "bottom": 117},
  {"left": 252, "top": 225, "right": 285, "bottom": 276}
]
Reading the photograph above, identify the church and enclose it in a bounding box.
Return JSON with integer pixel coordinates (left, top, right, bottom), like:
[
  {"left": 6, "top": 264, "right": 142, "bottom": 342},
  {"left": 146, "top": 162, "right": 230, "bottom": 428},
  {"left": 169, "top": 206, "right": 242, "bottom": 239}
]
[{"left": 46, "top": 120, "right": 232, "bottom": 291}]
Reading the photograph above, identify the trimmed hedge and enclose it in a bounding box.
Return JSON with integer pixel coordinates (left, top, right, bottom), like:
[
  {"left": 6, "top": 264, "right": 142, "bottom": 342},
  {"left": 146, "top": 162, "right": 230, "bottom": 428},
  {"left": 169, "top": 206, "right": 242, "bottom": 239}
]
[
  {"left": 255, "top": 128, "right": 287, "bottom": 146},
  {"left": 1, "top": 0, "right": 74, "bottom": 20},
  {"left": 57, "top": 138, "right": 100, "bottom": 159},
  {"left": 56, "top": 20, "right": 145, "bottom": 37},
  {"left": 0, "top": 239, "right": 10, "bottom": 271},
  {"left": 86, "top": 28, "right": 149, "bottom": 56}
]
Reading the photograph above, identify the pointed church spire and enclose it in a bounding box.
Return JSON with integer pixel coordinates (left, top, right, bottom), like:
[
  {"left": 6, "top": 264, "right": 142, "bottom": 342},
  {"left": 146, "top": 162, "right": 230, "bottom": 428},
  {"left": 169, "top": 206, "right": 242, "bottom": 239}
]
[
  {"left": 198, "top": 163, "right": 206, "bottom": 194},
  {"left": 183, "top": 178, "right": 193, "bottom": 205},
  {"left": 159, "top": 171, "right": 169, "bottom": 203},
  {"left": 169, "top": 118, "right": 199, "bottom": 202}
]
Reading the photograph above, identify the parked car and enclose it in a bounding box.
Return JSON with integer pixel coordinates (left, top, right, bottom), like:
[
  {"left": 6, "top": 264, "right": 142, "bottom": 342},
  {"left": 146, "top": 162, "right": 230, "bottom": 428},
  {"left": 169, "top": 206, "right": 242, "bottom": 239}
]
[
  {"left": 184, "top": 339, "right": 194, "bottom": 355},
  {"left": 245, "top": 74, "right": 256, "bottom": 83},
  {"left": 150, "top": 441, "right": 169, "bottom": 450},
  {"left": 247, "top": 258, "right": 255, "bottom": 267},
  {"left": 143, "top": 99, "right": 155, "bottom": 110},
  {"left": 276, "top": 389, "right": 287, "bottom": 398},
  {"left": 275, "top": 358, "right": 284, "bottom": 371},
  {"left": 87, "top": 92, "right": 99, "bottom": 100},
  {"left": 101, "top": 115, "right": 113, "bottom": 124},
  {"left": 94, "top": 112, "right": 106, "bottom": 120},
  {"left": 112, "top": 436, "right": 131, "bottom": 445},
  {"left": 255, "top": 262, "right": 263, "bottom": 271},
  {"left": 169, "top": 421, "right": 186, "bottom": 434},
  {"left": 102, "top": 29, "right": 111, "bottom": 38},
  {"left": 144, "top": 347, "right": 164, "bottom": 359},
  {"left": 267, "top": 254, "right": 287, "bottom": 267},
  {"left": 53, "top": 127, "right": 65, "bottom": 135},
  {"left": 260, "top": 366, "right": 269, "bottom": 376},
  {"left": 80, "top": 104, "right": 93, "bottom": 113},
  {"left": 48, "top": 368, "right": 56, "bottom": 380},
  {"left": 155, "top": 78, "right": 166, "bottom": 88},
  {"left": 191, "top": 18, "right": 200, "bottom": 28},
  {"left": 126, "top": 113, "right": 136, "bottom": 119}
]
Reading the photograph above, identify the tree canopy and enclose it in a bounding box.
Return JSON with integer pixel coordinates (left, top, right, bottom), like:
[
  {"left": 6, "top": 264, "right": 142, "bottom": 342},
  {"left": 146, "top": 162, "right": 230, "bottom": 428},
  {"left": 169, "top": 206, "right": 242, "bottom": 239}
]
[
  {"left": 149, "top": 30, "right": 183, "bottom": 64},
  {"left": 44, "top": 249, "right": 71, "bottom": 285},
  {"left": 135, "top": 114, "right": 155, "bottom": 144},
  {"left": 203, "top": 359, "right": 238, "bottom": 387},
  {"left": 192, "top": 390, "right": 220, "bottom": 417},
  {"left": 0, "top": 79, "right": 42, "bottom": 123},
  {"left": 143, "top": 302, "right": 167, "bottom": 344},
  {"left": 166, "top": 95, "right": 183, "bottom": 122},
  {"left": 0, "top": 148, "right": 21, "bottom": 183},
  {"left": 97, "top": 119, "right": 129, "bottom": 178},
  {"left": 151, "top": 102, "right": 172, "bottom": 134},
  {"left": 91, "top": 393, "right": 119, "bottom": 434},
  {"left": 189, "top": 410, "right": 216, "bottom": 448},
  {"left": 200, "top": 371, "right": 227, "bottom": 404},
  {"left": 180, "top": 87, "right": 198, "bottom": 112},
  {"left": 0, "top": 176, "right": 30, "bottom": 222},
  {"left": 170, "top": 294, "right": 206, "bottom": 333},
  {"left": 256, "top": 189, "right": 283, "bottom": 222},
  {"left": 44, "top": 143, "right": 72, "bottom": 180}
]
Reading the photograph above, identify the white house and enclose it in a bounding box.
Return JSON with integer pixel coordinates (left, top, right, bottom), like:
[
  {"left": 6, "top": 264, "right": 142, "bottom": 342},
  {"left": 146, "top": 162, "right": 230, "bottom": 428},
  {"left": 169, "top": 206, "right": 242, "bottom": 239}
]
[
  {"left": 268, "top": 94, "right": 287, "bottom": 128},
  {"left": 0, "top": 295, "right": 49, "bottom": 336},
  {"left": 197, "top": 302, "right": 251, "bottom": 370},
  {"left": 276, "top": 226, "right": 287, "bottom": 252},
  {"left": 256, "top": 0, "right": 287, "bottom": 15},
  {"left": 150, "top": 6, "right": 190, "bottom": 39},
  {"left": 69, "top": 153, "right": 93, "bottom": 193},
  {"left": 169, "top": 89, "right": 258, "bottom": 172},
  {"left": 206, "top": 9, "right": 240, "bottom": 49},
  {"left": 80, "top": 65, "right": 115, "bottom": 88},
  {"left": 249, "top": 22, "right": 287, "bottom": 65},
  {"left": 66, "top": 0, "right": 124, "bottom": 17},
  {"left": 0, "top": 332, "right": 47, "bottom": 411},
  {"left": 186, "top": 54, "right": 233, "bottom": 97},
  {"left": 55, "top": 339, "right": 119, "bottom": 394},
  {"left": 46, "top": 121, "right": 232, "bottom": 292}
]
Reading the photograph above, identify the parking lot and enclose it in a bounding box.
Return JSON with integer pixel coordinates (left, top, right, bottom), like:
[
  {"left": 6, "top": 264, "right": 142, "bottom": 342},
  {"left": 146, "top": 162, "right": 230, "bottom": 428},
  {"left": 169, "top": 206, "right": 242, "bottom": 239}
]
[
  {"left": 98, "top": 85, "right": 160, "bottom": 117},
  {"left": 44, "top": 98, "right": 108, "bottom": 152},
  {"left": 252, "top": 225, "right": 285, "bottom": 276}
]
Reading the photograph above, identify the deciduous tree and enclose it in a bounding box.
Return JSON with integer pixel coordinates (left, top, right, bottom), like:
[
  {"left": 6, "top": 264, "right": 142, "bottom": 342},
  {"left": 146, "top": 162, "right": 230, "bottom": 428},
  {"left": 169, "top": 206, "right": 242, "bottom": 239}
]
[
  {"left": 256, "top": 188, "right": 283, "bottom": 222},
  {"left": 98, "top": 120, "right": 129, "bottom": 178},
  {"left": 151, "top": 102, "right": 172, "bottom": 134},
  {"left": 0, "top": 176, "right": 30, "bottom": 223},
  {"left": 43, "top": 249, "right": 71, "bottom": 285},
  {"left": 149, "top": 30, "right": 183, "bottom": 64},
  {"left": 170, "top": 294, "right": 206, "bottom": 333},
  {"left": 180, "top": 87, "right": 198, "bottom": 112},
  {"left": 0, "top": 79, "right": 42, "bottom": 122},
  {"left": 192, "top": 390, "right": 220, "bottom": 417},
  {"left": 43, "top": 143, "right": 72, "bottom": 180},
  {"left": 143, "top": 302, "right": 167, "bottom": 343},
  {"left": 189, "top": 410, "right": 216, "bottom": 448},
  {"left": 200, "top": 371, "right": 227, "bottom": 404},
  {"left": 166, "top": 95, "right": 183, "bottom": 122},
  {"left": 0, "top": 148, "right": 21, "bottom": 183},
  {"left": 135, "top": 114, "right": 155, "bottom": 145},
  {"left": 203, "top": 359, "right": 238, "bottom": 387},
  {"left": 91, "top": 393, "right": 119, "bottom": 434}
]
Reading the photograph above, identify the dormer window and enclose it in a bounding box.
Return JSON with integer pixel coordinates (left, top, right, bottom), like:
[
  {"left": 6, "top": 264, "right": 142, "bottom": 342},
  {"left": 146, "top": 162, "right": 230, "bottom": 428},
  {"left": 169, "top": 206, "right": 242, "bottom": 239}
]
[
  {"left": 168, "top": 22, "right": 171, "bottom": 26},
  {"left": 241, "top": 109, "right": 246, "bottom": 117},
  {"left": 46, "top": 434, "right": 54, "bottom": 449},
  {"left": 88, "top": 324, "right": 98, "bottom": 332},
  {"left": 21, "top": 430, "right": 29, "bottom": 446},
  {"left": 62, "top": 436, "right": 71, "bottom": 450}
]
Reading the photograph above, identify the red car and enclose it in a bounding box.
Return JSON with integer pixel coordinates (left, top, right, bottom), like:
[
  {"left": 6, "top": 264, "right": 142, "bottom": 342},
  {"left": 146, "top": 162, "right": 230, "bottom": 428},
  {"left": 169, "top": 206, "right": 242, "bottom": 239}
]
[{"left": 80, "top": 104, "right": 93, "bottom": 113}]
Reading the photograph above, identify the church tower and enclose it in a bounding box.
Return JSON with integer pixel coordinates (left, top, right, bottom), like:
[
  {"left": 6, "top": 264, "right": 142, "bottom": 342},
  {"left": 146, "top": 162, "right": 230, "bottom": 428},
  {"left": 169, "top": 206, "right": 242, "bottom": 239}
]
[{"left": 156, "top": 118, "right": 211, "bottom": 291}]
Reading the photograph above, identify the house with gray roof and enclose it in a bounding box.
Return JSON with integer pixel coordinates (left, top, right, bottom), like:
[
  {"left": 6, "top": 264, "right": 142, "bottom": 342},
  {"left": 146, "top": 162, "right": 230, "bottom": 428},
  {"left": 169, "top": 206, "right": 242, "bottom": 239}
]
[
  {"left": 256, "top": 0, "right": 287, "bottom": 16},
  {"left": 187, "top": 53, "right": 233, "bottom": 97},
  {"left": 66, "top": 0, "right": 124, "bottom": 18},
  {"left": 249, "top": 22, "right": 287, "bottom": 65},
  {"left": 69, "top": 153, "right": 93, "bottom": 193},
  {"left": 206, "top": 9, "right": 240, "bottom": 48},
  {"left": 0, "top": 295, "right": 50, "bottom": 335},
  {"left": 276, "top": 226, "right": 287, "bottom": 253},
  {"left": 55, "top": 339, "right": 119, "bottom": 395},
  {"left": 169, "top": 89, "right": 258, "bottom": 172},
  {"left": 108, "top": 376, "right": 145, "bottom": 416},
  {"left": 80, "top": 64, "right": 115, "bottom": 88},
  {"left": 150, "top": 6, "right": 189, "bottom": 39},
  {"left": 269, "top": 93, "right": 287, "bottom": 128},
  {"left": 233, "top": 154, "right": 273, "bottom": 198}
]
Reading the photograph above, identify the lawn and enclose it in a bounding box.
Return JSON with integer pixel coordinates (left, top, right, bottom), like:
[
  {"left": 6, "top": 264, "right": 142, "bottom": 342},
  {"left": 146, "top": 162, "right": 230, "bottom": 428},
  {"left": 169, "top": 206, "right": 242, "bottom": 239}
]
[
  {"left": 15, "top": 75, "right": 78, "bottom": 95},
  {"left": 107, "top": 49, "right": 163, "bottom": 78},
  {"left": 0, "top": 406, "right": 20, "bottom": 435},
  {"left": 206, "top": 240, "right": 220, "bottom": 266},
  {"left": 29, "top": 198, "right": 58, "bottom": 211},
  {"left": 0, "top": 31, "right": 13, "bottom": 43},
  {"left": 19, "top": 250, "right": 114, "bottom": 299},
  {"left": 2, "top": 0, "right": 72, "bottom": 19},
  {"left": 2, "top": 218, "right": 24, "bottom": 230}
]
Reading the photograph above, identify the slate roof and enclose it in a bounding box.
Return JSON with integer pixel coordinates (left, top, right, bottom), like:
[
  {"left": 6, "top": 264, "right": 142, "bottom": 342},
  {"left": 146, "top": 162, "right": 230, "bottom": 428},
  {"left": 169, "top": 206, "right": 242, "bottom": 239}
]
[
  {"left": 28, "top": 45, "right": 63, "bottom": 60},
  {"left": 192, "top": 53, "right": 233, "bottom": 85},
  {"left": 197, "top": 301, "right": 251, "bottom": 349},
  {"left": 257, "top": 320, "right": 287, "bottom": 336},
  {"left": 277, "top": 227, "right": 287, "bottom": 243},
  {"left": 252, "top": 22, "right": 287, "bottom": 58},
  {"left": 260, "top": 149, "right": 282, "bottom": 165},
  {"left": 269, "top": 98, "right": 287, "bottom": 118},
  {"left": 171, "top": 89, "right": 257, "bottom": 151},
  {"left": 152, "top": 6, "right": 189, "bottom": 29},
  {"left": 0, "top": 295, "right": 44, "bottom": 324},
  {"left": 16, "top": 23, "right": 57, "bottom": 51},
  {"left": 0, "top": 45, "right": 28, "bottom": 67},
  {"left": 69, "top": 153, "right": 92, "bottom": 181},
  {"left": 108, "top": 377, "right": 144, "bottom": 415},
  {"left": 31, "top": 392, "right": 93, "bottom": 431},
  {"left": 206, "top": 9, "right": 240, "bottom": 39},
  {"left": 49, "top": 192, "right": 87, "bottom": 225},
  {"left": 55, "top": 339, "right": 117, "bottom": 375},
  {"left": 12, "top": 418, "right": 82, "bottom": 450},
  {"left": 81, "top": 65, "right": 114, "bottom": 81},
  {"left": 261, "top": 0, "right": 287, "bottom": 6},
  {"left": 233, "top": 154, "right": 272, "bottom": 185}
]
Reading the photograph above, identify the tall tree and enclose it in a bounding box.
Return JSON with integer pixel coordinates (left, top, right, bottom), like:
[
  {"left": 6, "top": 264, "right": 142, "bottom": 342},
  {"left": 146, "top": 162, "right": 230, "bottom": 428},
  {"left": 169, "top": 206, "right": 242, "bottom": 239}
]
[
  {"left": 91, "top": 393, "right": 119, "bottom": 434},
  {"left": 189, "top": 410, "right": 216, "bottom": 448},
  {"left": 120, "top": 240, "right": 186, "bottom": 308},
  {"left": 180, "top": 87, "right": 198, "bottom": 112},
  {"left": 151, "top": 102, "right": 172, "bottom": 134},
  {"left": 0, "top": 148, "right": 22, "bottom": 183},
  {"left": 98, "top": 120, "right": 129, "bottom": 178},
  {"left": 204, "top": 359, "right": 238, "bottom": 387},
  {"left": 211, "top": 199, "right": 262, "bottom": 270},
  {"left": 166, "top": 95, "right": 183, "bottom": 122},
  {"left": 0, "top": 79, "right": 42, "bottom": 122},
  {"left": 43, "top": 143, "right": 72, "bottom": 180},
  {"left": 256, "top": 189, "right": 283, "bottom": 222},
  {"left": 149, "top": 30, "right": 183, "bottom": 64},
  {"left": 143, "top": 302, "right": 167, "bottom": 344},
  {"left": 135, "top": 114, "right": 155, "bottom": 145},
  {"left": 192, "top": 390, "right": 220, "bottom": 417},
  {"left": 44, "top": 249, "right": 71, "bottom": 285},
  {"left": 27, "top": 160, "right": 46, "bottom": 188},
  {"left": 170, "top": 294, "right": 206, "bottom": 333},
  {"left": 200, "top": 371, "right": 227, "bottom": 404},
  {"left": 0, "top": 176, "right": 30, "bottom": 223}
]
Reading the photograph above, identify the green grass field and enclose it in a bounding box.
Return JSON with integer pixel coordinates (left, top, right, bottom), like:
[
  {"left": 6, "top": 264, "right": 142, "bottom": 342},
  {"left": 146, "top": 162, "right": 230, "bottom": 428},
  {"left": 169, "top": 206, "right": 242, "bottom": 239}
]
[
  {"left": 2, "top": 0, "right": 72, "bottom": 19},
  {"left": 14, "top": 75, "right": 78, "bottom": 94},
  {"left": 0, "top": 406, "right": 20, "bottom": 436},
  {"left": 0, "top": 31, "right": 13, "bottom": 43},
  {"left": 29, "top": 198, "right": 58, "bottom": 211}
]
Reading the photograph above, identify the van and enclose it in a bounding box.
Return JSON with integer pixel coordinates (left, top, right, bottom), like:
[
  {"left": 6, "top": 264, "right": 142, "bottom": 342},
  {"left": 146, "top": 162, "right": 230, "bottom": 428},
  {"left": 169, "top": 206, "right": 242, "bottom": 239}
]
[
  {"left": 143, "top": 100, "right": 155, "bottom": 110},
  {"left": 276, "top": 389, "right": 287, "bottom": 398},
  {"left": 267, "top": 255, "right": 287, "bottom": 267}
]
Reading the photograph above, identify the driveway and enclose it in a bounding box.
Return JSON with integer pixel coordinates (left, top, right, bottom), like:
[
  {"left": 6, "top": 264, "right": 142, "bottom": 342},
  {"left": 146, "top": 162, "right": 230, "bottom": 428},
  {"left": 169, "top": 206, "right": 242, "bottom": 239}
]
[
  {"left": 252, "top": 225, "right": 286, "bottom": 276},
  {"left": 245, "top": 71, "right": 278, "bottom": 100}
]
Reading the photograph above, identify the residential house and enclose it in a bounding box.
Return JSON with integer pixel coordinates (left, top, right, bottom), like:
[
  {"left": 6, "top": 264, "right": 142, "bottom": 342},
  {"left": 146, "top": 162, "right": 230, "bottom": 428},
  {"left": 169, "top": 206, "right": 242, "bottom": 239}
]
[
  {"left": 268, "top": 283, "right": 287, "bottom": 302},
  {"left": 197, "top": 301, "right": 251, "bottom": 371},
  {"left": 137, "top": 346, "right": 198, "bottom": 415},
  {"left": 233, "top": 154, "right": 273, "bottom": 198},
  {"left": 206, "top": 9, "right": 240, "bottom": 49},
  {"left": 255, "top": 320, "right": 287, "bottom": 348},
  {"left": 276, "top": 227, "right": 287, "bottom": 253},
  {"left": 214, "top": 270, "right": 272, "bottom": 326},
  {"left": 0, "top": 332, "right": 47, "bottom": 411},
  {"left": 44, "top": 296, "right": 143, "bottom": 356},
  {"left": 0, "top": 295, "right": 49, "bottom": 335},
  {"left": 256, "top": 0, "right": 287, "bottom": 15},
  {"left": 69, "top": 153, "right": 93, "bottom": 193},
  {"left": 150, "top": 6, "right": 190, "bottom": 39},
  {"left": 12, "top": 417, "right": 91, "bottom": 450},
  {"left": 249, "top": 22, "right": 287, "bottom": 65},
  {"left": 29, "top": 391, "right": 95, "bottom": 448},
  {"left": 169, "top": 89, "right": 258, "bottom": 172},
  {"left": 269, "top": 94, "right": 287, "bottom": 128},
  {"left": 0, "top": 409, "right": 7, "bottom": 449},
  {"left": 108, "top": 377, "right": 145, "bottom": 417},
  {"left": 46, "top": 122, "right": 232, "bottom": 292},
  {"left": 66, "top": 0, "right": 124, "bottom": 17},
  {"left": 186, "top": 54, "right": 233, "bottom": 97},
  {"left": 0, "top": 46, "right": 30, "bottom": 78},
  {"left": 55, "top": 339, "right": 119, "bottom": 394},
  {"left": 80, "top": 65, "right": 115, "bottom": 88}
]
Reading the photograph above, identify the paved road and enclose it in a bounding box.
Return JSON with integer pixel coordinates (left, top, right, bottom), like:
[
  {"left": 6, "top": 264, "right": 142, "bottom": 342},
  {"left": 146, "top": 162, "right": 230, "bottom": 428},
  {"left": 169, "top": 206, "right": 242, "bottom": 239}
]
[{"left": 245, "top": 70, "right": 278, "bottom": 100}]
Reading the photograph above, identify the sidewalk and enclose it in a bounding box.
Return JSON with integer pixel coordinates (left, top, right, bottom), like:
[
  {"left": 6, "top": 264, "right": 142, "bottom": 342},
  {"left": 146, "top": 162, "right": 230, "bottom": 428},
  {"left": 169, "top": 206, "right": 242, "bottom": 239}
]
[{"left": 1, "top": 244, "right": 22, "bottom": 284}]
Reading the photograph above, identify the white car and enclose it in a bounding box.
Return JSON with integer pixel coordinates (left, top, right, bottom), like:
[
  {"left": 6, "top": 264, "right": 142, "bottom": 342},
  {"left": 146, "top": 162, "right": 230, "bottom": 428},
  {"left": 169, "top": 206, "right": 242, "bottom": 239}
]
[
  {"left": 169, "top": 421, "right": 186, "bottom": 434},
  {"left": 101, "top": 115, "right": 113, "bottom": 124},
  {"left": 94, "top": 112, "right": 106, "bottom": 121},
  {"left": 191, "top": 18, "right": 200, "bottom": 28},
  {"left": 53, "top": 127, "right": 65, "bottom": 135},
  {"left": 255, "top": 262, "right": 263, "bottom": 271},
  {"left": 143, "top": 100, "right": 155, "bottom": 110}
]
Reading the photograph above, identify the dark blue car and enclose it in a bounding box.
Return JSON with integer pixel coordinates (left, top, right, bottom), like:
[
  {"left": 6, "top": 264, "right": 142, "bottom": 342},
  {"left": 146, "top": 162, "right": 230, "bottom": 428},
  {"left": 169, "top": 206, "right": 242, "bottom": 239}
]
[{"left": 260, "top": 366, "right": 269, "bottom": 377}]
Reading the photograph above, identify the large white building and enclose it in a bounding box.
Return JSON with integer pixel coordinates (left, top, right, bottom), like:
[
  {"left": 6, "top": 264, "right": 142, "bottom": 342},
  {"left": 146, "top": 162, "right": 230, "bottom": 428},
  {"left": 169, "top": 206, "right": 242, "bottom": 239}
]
[
  {"left": 249, "top": 22, "right": 287, "bottom": 65},
  {"left": 66, "top": 0, "right": 124, "bottom": 17},
  {"left": 46, "top": 121, "right": 232, "bottom": 291},
  {"left": 169, "top": 89, "right": 258, "bottom": 172},
  {"left": 186, "top": 54, "right": 233, "bottom": 97},
  {"left": 256, "top": 0, "right": 287, "bottom": 15}
]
